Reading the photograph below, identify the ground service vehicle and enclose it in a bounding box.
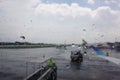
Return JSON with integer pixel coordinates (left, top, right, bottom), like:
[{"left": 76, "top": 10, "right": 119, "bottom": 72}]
[{"left": 70, "top": 50, "right": 83, "bottom": 62}]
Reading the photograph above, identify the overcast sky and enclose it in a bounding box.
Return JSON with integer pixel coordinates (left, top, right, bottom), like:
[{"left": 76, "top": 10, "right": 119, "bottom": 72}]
[{"left": 0, "top": 0, "right": 120, "bottom": 44}]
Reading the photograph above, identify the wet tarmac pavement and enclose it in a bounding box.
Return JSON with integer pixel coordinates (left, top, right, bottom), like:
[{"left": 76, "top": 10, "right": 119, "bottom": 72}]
[
  {"left": 54, "top": 50, "right": 120, "bottom": 80},
  {"left": 0, "top": 48, "right": 120, "bottom": 80}
]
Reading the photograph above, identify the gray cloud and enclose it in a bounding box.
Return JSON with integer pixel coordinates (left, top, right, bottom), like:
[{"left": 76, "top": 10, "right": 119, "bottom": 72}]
[{"left": 0, "top": 0, "right": 120, "bottom": 44}]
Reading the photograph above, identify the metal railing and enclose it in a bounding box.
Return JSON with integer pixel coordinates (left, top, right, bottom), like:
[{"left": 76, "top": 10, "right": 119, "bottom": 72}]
[{"left": 24, "top": 58, "right": 57, "bottom": 80}]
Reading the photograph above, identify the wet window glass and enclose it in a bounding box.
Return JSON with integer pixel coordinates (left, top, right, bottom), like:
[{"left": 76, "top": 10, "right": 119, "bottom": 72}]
[{"left": 0, "top": 0, "right": 120, "bottom": 80}]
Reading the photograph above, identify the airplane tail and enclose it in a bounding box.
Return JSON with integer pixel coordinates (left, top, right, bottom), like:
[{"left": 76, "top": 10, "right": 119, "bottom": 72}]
[{"left": 91, "top": 45, "right": 106, "bottom": 56}]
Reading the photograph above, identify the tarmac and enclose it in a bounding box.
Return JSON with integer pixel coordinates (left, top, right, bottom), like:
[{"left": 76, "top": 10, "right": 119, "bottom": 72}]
[
  {"left": 0, "top": 48, "right": 120, "bottom": 80},
  {"left": 54, "top": 49, "right": 120, "bottom": 80}
]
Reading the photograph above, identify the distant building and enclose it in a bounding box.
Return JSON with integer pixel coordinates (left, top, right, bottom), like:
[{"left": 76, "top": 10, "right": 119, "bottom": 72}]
[{"left": 96, "top": 43, "right": 111, "bottom": 49}]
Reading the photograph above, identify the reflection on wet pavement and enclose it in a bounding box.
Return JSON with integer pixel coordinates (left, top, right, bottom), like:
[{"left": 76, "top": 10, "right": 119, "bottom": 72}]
[{"left": 0, "top": 47, "right": 120, "bottom": 80}]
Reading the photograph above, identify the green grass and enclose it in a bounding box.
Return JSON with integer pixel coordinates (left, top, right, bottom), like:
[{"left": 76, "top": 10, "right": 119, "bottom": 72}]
[{"left": 0, "top": 45, "right": 56, "bottom": 49}]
